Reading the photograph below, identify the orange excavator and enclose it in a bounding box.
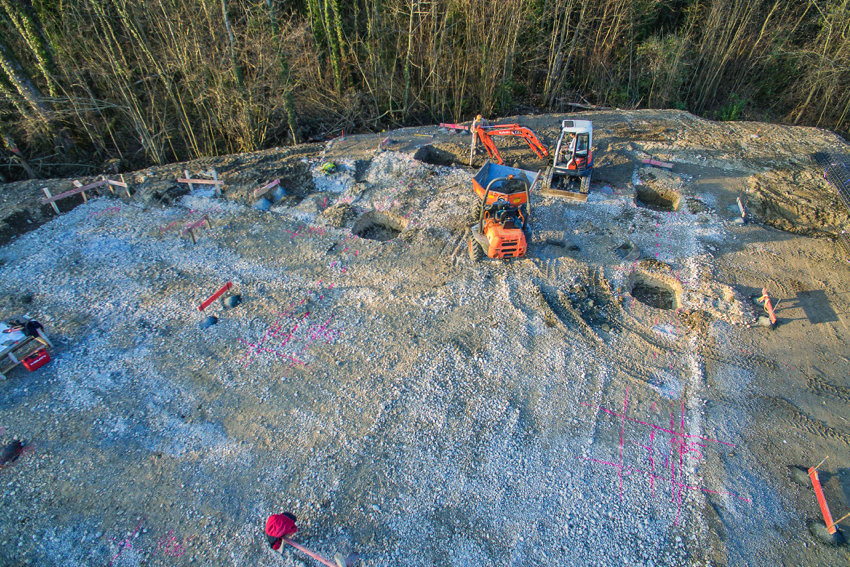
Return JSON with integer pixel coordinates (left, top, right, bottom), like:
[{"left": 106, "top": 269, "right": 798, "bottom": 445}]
[{"left": 440, "top": 117, "right": 548, "bottom": 165}]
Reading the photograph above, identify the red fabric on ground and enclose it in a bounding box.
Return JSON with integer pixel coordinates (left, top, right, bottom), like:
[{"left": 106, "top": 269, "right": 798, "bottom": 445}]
[{"left": 266, "top": 513, "right": 298, "bottom": 539}]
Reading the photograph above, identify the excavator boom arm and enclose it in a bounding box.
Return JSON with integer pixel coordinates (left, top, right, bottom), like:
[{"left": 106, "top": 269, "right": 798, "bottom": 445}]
[{"left": 475, "top": 124, "right": 548, "bottom": 165}]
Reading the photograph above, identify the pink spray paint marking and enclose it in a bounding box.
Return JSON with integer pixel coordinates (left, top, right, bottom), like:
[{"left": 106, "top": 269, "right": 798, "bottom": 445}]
[
  {"left": 155, "top": 531, "right": 192, "bottom": 558},
  {"left": 238, "top": 232, "right": 362, "bottom": 374},
  {"left": 160, "top": 219, "right": 182, "bottom": 233},
  {"left": 578, "top": 392, "right": 748, "bottom": 526},
  {"left": 617, "top": 387, "right": 629, "bottom": 499},
  {"left": 91, "top": 206, "right": 122, "bottom": 218},
  {"left": 108, "top": 517, "right": 145, "bottom": 566}
]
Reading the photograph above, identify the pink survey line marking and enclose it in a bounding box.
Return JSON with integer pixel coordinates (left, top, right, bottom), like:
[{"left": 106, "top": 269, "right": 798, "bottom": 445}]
[
  {"left": 277, "top": 312, "right": 310, "bottom": 351},
  {"left": 579, "top": 394, "right": 748, "bottom": 525},
  {"left": 240, "top": 309, "right": 289, "bottom": 368},
  {"left": 108, "top": 518, "right": 145, "bottom": 566},
  {"left": 617, "top": 387, "right": 629, "bottom": 499},
  {"left": 237, "top": 338, "right": 305, "bottom": 366},
  {"left": 308, "top": 315, "right": 337, "bottom": 344},
  {"left": 675, "top": 401, "right": 685, "bottom": 524},
  {"left": 237, "top": 234, "right": 362, "bottom": 372},
  {"left": 577, "top": 456, "right": 751, "bottom": 504},
  {"left": 634, "top": 429, "right": 657, "bottom": 497},
  {"left": 580, "top": 403, "right": 735, "bottom": 447}
]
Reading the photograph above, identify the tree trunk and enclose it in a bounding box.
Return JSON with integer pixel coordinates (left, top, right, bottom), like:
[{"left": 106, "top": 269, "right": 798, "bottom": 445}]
[
  {"left": 0, "top": 32, "right": 49, "bottom": 119},
  {"left": 221, "top": 0, "right": 243, "bottom": 86}
]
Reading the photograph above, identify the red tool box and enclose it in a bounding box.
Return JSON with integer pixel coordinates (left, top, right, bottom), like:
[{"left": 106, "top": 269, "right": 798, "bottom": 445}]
[{"left": 22, "top": 349, "right": 50, "bottom": 371}]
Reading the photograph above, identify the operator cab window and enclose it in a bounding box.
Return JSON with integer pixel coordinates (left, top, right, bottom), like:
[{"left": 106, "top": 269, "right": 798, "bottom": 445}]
[{"left": 570, "top": 133, "right": 589, "bottom": 156}]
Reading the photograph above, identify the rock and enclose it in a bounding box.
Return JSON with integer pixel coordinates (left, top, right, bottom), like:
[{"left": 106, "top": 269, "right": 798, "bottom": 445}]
[
  {"left": 271, "top": 185, "right": 287, "bottom": 202},
  {"left": 757, "top": 316, "right": 772, "bottom": 327},
  {"left": 222, "top": 294, "right": 242, "bottom": 309},
  {"left": 253, "top": 198, "right": 272, "bottom": 211},
  {"left": 199, "top": 316, "right": 218, "bottom": 329}
]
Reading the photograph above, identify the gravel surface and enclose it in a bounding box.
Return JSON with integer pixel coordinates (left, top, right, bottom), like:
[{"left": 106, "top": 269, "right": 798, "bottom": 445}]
[{"left": 1, "top": 110, "right": 849, "bottom": 566}]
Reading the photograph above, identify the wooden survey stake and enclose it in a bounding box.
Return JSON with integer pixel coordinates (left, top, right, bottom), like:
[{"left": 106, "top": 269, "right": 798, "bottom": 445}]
[
  {"left": 182, "top": 214, "right": 212, "bottom": 244},
  {"left": 41, "top": 176, "right": 132, "bottom": 214},
  {"left": 178, "top": 170, "right": 223, "bottom": 197}
]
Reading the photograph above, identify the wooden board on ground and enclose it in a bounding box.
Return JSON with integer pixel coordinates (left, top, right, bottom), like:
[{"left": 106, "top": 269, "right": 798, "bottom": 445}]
[
  {"left": 253, "top": 179, "right": 280, "bottom": 199},
  {"left": 641, "top": 158, "right": 674, "bottom": 169},
  {"left": 540, "top": 187, "right": 589, "bottom": 202}
]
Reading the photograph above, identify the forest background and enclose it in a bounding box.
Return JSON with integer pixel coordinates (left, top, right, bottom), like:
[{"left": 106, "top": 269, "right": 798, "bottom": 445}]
[{"left": 0, "top": 0, "right": 848, "bottom": 181}]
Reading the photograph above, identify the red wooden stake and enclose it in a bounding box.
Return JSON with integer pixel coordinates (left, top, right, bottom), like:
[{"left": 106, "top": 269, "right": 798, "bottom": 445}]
[
  {"left": 758, "top": 288, "right": 778, "bottom": 325},
  {"left": 199, "top": 282, "right": 233, "bottom": 311},
  {"left": 808, "top": 467, "right": 837, "bottom": 534}
]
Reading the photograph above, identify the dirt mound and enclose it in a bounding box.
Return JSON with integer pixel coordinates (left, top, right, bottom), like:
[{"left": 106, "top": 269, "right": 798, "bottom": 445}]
[{"left": 746, "top": 167, "right": 850, "bottom": 236}]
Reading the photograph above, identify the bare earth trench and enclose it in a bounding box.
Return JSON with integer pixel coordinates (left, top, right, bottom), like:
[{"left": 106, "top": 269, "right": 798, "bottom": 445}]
[{"left": 1, "top": 110, "right": 849, "bottom": 567}]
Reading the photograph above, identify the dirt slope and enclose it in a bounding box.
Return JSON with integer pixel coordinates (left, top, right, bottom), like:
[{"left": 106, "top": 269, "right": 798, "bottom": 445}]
[{"left": 0, "top": 110, "right": 849, "bottom": 567}]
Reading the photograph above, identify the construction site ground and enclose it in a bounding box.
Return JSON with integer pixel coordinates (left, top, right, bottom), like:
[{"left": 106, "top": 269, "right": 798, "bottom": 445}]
[{"left": 1, "top": 109, "right": 849, "bottom": 567}]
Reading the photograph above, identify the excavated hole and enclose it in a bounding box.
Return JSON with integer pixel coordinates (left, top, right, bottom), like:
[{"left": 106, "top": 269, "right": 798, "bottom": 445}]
[
  {"left": 630, "top": 273, "right": 681, "bottom": 310},
  {"left": 413, "top": 145, "right": 456, "bottom": 166},
  {"left": 636, "top": 184, "right": 681, "bottom": 212},
  {"left": 353, "top": 211, "right": 406, "bottom": 241}
]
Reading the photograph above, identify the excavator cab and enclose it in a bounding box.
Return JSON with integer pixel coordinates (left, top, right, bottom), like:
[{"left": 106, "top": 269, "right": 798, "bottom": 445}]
[{"left": 550, "top": 119, "right": 594, "bottom": 194}]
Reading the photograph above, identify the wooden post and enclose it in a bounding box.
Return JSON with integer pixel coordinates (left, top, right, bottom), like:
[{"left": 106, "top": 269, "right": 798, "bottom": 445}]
[
  {"left": 36, "top": 328, "right": 53, "bottom": 348},
  {"left": 107, "top": 178, "right": 131, "bottom": 197},
  {"left": 72, "top": 180, "right": 88, "bottom": 202},
  {"left": 737, "top": 196, "right": 747, "bottom": 220},
  {"left": 120, "top": 174, "right": 131, "bottom": 197},
  {"left": 641, "top": 159, "right": 674, "bottom": 169},
  {"left": 184, "top": 170, "right": 195, "bottom": 193},
  {"left": 182, "top": 215, "right": 211, "bottom": 244},
  {"left": 42, "top": 188, "right": 59, "bottom": 214}
]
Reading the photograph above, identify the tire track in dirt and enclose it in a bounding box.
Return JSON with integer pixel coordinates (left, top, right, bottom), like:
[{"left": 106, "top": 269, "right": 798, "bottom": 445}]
[
  {"left": 766, "top": 397, "right": 850, "bottom": 446},
  {"left": 802, "top": 371, "right": 850, "bottom": 406},
  {"left": 532, "top": 281, "right": 676, "bottom": 388},
  {"left": 529, "top": 259, "right": 701, "bottom": 389}
]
